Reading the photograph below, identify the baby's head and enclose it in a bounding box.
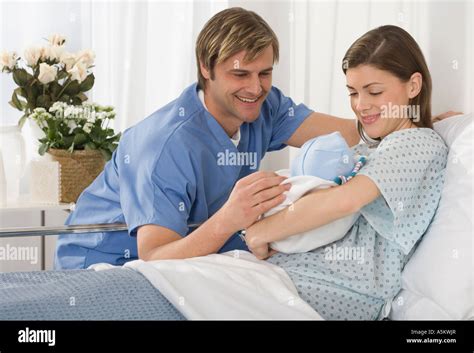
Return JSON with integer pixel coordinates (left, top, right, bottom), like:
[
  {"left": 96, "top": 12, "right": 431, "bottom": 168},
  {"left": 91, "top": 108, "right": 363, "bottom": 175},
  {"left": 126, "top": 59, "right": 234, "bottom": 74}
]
[{"left": 291, "top": 131, "right": 355, "bottom": 180}]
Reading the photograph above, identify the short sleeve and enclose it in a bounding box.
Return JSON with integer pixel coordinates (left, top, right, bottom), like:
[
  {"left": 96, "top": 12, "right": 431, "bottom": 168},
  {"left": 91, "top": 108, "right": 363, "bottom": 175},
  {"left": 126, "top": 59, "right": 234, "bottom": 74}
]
[
  {"left": 267, "top": 87, "right": 313, "bottom": 151},
  {"left": 357, "top": 129, "right": 448, "bottom": 254},
  {"left": 117, "top": 139, "right": 196, "bottom": 238}
]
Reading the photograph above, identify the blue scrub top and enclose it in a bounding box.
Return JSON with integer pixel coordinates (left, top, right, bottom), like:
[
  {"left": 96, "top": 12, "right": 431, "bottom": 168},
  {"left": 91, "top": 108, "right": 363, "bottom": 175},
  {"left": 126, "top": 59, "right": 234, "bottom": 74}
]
[{"left": 54, "top": 83, "right": 313, "bottom": 269}]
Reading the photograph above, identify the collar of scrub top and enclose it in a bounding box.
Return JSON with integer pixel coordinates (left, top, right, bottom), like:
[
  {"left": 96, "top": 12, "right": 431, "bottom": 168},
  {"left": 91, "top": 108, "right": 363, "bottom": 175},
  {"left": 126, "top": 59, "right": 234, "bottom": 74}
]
[
  {"left": 194, "top": 85, "right": 247, "bottom": 151},
  {"left": 198, "top": 89, "right": 240, "bottom": 147}
]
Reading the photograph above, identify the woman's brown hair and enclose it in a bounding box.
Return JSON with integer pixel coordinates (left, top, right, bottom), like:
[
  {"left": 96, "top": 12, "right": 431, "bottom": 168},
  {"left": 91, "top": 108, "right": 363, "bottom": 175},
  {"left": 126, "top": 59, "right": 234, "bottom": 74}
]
[{"left": 342, "top": 25, "right": 432, "bottom": 145}]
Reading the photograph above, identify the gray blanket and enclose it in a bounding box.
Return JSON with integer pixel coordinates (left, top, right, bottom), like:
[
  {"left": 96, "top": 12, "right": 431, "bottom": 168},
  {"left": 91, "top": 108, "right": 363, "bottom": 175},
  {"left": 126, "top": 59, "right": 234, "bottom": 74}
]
[{"left": 0, "top": 268, "right": 185, "bottom": 320}]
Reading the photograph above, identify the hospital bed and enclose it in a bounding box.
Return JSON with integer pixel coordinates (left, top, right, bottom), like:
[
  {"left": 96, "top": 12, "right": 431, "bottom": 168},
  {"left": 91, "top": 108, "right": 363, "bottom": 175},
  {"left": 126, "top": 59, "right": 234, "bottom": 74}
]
[{"left": 0, "top": 114, "right": 472, "bottom": 320}]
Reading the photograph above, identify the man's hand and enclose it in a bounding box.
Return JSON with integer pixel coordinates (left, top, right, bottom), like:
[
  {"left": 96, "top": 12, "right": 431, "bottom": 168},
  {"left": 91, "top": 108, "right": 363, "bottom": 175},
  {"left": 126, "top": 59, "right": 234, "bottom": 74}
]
[
  {"left": 432, "top": 111, "right": 463, "bottom": 123},
  {"left": 215, "top": 171, "right": 291, "bottom": 235}
]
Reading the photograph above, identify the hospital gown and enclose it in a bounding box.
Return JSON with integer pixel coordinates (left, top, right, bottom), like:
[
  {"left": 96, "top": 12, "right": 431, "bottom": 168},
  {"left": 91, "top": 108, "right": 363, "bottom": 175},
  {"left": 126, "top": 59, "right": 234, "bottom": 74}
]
[{"left": 267, "top": 128, "right": 448, "bottom": 320}]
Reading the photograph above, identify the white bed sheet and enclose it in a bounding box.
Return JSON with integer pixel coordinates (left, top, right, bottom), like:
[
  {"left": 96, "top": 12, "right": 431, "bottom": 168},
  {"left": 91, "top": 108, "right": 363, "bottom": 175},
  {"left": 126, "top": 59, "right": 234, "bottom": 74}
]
[{"left": 91, "top": 250, "right": 323, "bottom": 320}]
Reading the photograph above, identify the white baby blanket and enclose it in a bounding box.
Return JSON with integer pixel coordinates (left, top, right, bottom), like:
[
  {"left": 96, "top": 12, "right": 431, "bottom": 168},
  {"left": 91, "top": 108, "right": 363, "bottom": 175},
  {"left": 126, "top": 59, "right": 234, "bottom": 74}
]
[{"left": 265, "top": 169, "right": 359, "bottom": 253}]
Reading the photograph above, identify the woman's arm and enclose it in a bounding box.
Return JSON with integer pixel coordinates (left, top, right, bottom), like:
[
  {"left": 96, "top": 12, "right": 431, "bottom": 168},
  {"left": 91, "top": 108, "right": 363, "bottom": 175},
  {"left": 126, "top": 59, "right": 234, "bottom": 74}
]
[{"left": 245, "top": 175, "right": 381, "bottom": 259}]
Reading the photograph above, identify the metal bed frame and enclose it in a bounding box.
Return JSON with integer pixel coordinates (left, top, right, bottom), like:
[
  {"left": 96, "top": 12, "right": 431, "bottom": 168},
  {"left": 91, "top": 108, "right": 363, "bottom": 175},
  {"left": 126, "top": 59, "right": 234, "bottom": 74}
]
[
  {"left": 0, "top": 223, "right": 201, "bottom": 238},
  {"left": 0, "top": 223, "right": 201, "bottom": 270}
]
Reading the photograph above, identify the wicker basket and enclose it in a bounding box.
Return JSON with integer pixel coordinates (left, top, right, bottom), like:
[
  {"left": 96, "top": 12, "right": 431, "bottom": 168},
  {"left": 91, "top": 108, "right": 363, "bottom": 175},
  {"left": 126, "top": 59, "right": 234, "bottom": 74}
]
[{"left": 48, "top": 148, "right": 106, "bottom": 203}]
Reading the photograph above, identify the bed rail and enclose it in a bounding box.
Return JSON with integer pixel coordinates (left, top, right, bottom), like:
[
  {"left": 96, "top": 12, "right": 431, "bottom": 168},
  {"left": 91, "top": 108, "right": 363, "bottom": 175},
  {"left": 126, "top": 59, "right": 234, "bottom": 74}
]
[{"left": 0, "top": 223, "right": 202, "bottom": 238}]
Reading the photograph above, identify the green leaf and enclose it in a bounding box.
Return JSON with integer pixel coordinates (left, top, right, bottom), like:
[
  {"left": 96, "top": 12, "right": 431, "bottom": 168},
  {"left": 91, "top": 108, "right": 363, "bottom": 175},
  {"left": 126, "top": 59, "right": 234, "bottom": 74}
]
[
  {"left": 62, "top": 136, "right": 74, "bottom": 148},
  {"left": 24, "top": 85, "right": 38, "bottom": 109},
  {"left": 84, "top": 142, "right": 97, "bottom": 150},
  {"left": 99, "top": 148, "right": 112, "bottom": 161},
  {"left": 36, "top": 94, "right": 51, "bottom": 109},
  {"left": 49, "top": 82, "right": 62, "bottom": 99},
  {"left": 18, "top": 114, "right": 28, "bottom": 129},
  {"left": 71, "top": 96, "right": 82, "bottom": 105},
  {"left": 11, "top": 93, "right": 21, "bottom": 110},
  {"left": 14, "top": 87, "right": 27, "bottom": 99},
  {"left": 77, "top": 92, "right": 88, "bottom": 102},
  {"left": 73, "top": 133, "right": 88, "bottom": 146},
  {"left": 38, "top": 143, "right": 49, "bottom": 156},
  {"left": 64, "top": 80, "right": 81, "bottom": 96},
  {"left": 12, "top": 68, "right": 30, "bottom": 87},
  {"left": 90, "top": 126, "right": 105, "bottom": 143},
  {"left": 108, "top": 143, "right": 118, "bottom": 153},
  {"left": 57, "top": 70, "right": 68, "bottom": 80},
  {"left": 46, "top": 118, "right": 58, "bottom": 139},
  {"left": 110, "top": 132, "right": 121, "bottom": 142},
  {"left": 79, "top": 73, "right": 95, "bottom": 92},
  {"left": 8, "top": 100, "right": 21, "bottom": 111},
  {"left": 59, "top": 94, "right": 70, "bottom": 103},
  {"left": 47, "top": 129, "right": 56, "bottom": 140}
]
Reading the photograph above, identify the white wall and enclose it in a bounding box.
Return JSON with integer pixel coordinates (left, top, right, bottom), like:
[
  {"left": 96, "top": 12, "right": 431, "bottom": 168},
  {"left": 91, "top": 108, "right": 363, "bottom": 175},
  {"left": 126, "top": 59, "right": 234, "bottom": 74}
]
[
  {"left": 255, "top": 0, "right": 473, "bottom": 171},
  {"left": 0, "top": 1, "right": 86, "bottom": 126},
  {"left": 427, "top": 0, "right": 473, "bottom": 115}
]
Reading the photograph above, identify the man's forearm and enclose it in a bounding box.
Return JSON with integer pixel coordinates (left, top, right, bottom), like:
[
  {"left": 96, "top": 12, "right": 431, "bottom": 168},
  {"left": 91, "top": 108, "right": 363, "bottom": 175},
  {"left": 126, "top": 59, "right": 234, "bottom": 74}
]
[
  {"left": 286, "top": 112, "right": 360, "bottom": 147},
  {"left": 340, "top": 116, "right": 360, "bottom": 147},
  {"left": 144, "top": 213, "right": 234, "bottom": 260}
]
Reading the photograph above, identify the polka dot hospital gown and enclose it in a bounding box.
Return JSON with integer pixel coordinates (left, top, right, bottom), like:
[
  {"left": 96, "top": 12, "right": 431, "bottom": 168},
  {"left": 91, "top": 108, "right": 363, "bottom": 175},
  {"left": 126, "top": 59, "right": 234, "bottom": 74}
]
[{"left": 267, "top": 128, "right": 448, "bottom": 320}]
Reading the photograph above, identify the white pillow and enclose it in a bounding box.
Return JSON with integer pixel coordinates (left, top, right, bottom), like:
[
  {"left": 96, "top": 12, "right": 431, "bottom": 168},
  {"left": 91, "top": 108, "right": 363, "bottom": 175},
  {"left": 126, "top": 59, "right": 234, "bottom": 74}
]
[{"left": 390, "top": 113, "right": 474, "bottom": 320}]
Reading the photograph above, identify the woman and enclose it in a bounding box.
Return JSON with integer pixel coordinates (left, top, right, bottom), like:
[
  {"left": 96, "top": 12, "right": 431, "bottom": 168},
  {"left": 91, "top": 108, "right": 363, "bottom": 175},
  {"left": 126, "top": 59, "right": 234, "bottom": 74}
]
[{"left": 244, "top": 25, "right": 448, "bottom": 320}]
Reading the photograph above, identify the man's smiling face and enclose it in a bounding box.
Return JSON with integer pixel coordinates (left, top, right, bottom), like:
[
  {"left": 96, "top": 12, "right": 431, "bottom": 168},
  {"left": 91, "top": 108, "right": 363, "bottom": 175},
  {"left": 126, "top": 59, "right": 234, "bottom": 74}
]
[{"left": 200, "top": 45, "right": 274, "bottom": 136}]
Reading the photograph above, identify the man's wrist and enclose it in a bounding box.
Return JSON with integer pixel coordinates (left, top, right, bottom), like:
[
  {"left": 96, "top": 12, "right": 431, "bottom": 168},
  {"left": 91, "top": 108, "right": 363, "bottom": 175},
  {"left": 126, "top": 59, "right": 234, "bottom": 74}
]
[{"left": 209, "top": 210, "right": 238, "bottom": 241}]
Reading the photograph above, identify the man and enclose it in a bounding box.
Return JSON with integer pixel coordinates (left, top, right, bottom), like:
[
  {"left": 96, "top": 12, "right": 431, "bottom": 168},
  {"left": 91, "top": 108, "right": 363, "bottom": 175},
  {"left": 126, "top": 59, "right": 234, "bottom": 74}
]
[{"left": 54, "top": 7, "right": 360, "bottom": 269}]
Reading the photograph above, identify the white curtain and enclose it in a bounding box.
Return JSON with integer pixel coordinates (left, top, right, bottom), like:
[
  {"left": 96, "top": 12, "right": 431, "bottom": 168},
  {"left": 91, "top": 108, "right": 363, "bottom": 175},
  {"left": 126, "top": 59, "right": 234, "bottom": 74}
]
[
  {"left": 1, "top": 0, "right": 472, "bottom": 173},
  {"left": 0, "top": 0, "right": 227, "bottom": 194},
  {"left": 84, "top": 0, "right": 229, "bottom": 132},
  {"left": 258, "top": 0, "right": 472, "bottom": 169}
]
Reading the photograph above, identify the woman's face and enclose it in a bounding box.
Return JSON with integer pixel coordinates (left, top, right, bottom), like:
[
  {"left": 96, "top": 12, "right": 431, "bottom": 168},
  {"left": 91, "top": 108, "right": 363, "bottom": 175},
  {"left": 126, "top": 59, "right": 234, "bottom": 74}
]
[{"left": 346, "top": 65, "right": 421, "bottom": 139}]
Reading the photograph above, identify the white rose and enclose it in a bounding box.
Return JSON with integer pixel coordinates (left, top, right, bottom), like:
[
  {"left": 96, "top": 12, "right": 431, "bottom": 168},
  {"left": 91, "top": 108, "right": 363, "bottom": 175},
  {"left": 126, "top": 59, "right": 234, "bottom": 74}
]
[
  {"left": 0, "top": 51, "right": 18, "bottom": 71},
  {"left": 24, "top": 47, "right": 41, "bottom": 67},
  {"left": 68, "top": 61, "right": 88, "bottom": 83},
  {"left": 51, "top": 45, "right": 65, "bottom": 61},
  {"left": 40, "top": 46, "right": 54, "bottom": 61},
  {"left": 60, "top": 52, "right": 76, "bottom": 71},
  {"left": 38, "top": 63, "right": 58, "bottom": 84},
  {"left": 40, "top": 47, "right": 49, "bottom": 61},
  {"left": 40, "top": 46, "right": 64, "bottom": 62},
  {"left": 76, "top": 49, "right": 95, "bottom": 68},
  {"left": 48, "top": 34, "right": 66, "bottom": 47}
]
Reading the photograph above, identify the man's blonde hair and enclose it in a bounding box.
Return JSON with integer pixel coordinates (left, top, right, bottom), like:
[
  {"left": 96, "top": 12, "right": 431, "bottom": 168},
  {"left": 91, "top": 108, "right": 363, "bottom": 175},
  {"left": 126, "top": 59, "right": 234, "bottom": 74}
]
[{"left": 195, "top": 7, "right": 279, "bottom": 90}]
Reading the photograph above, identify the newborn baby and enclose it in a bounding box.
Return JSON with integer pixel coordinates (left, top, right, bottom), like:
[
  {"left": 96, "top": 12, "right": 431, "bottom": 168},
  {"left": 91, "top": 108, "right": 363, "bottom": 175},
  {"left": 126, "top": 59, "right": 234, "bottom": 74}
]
[{"left": 264, "top": 131, "right": 365, "bottom": 253}]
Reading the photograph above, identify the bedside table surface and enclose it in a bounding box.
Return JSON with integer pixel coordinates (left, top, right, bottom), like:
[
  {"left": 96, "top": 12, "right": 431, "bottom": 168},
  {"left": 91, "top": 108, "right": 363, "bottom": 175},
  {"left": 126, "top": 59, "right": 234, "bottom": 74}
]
[{"left": 0, "top": 195, "right": 74, "bottom": 211}]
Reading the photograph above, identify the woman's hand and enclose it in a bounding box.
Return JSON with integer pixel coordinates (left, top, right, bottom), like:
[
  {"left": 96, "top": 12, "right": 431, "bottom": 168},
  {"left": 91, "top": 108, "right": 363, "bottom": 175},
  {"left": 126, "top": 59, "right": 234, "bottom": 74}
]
[{"left": 244, "top": 225, "right": 278, "bottom": 260}]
